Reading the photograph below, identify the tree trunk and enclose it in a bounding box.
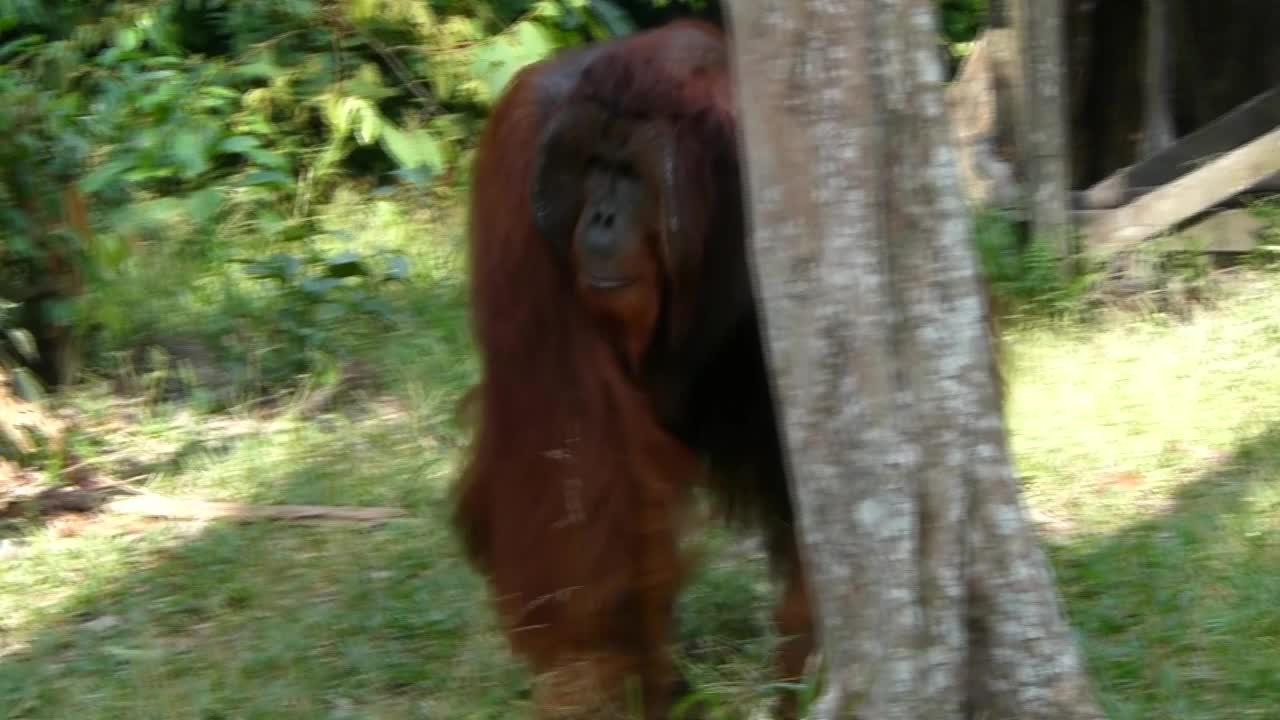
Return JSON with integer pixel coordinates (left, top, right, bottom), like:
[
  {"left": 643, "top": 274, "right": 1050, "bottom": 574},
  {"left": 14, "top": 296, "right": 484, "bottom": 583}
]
[
  {"left": 1141, "top": 0, "right": 1175, "bottom": 157},
  {"left": 723, "top": 1, "right": 1104, "bottom": 718},
  {"left": 1009, "top": 0, "right": 1072, "bottom": 260},
  {"left": 988, "top": 0, "right": 1008, "bottom": 26}
]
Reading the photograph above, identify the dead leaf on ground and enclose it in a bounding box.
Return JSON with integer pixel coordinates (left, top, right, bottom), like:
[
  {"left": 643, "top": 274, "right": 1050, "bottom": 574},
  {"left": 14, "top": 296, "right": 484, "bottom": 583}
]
[
  {"left": 49, "top": 513, "right": 93, "bottom": 538},
  {"left": 1096, "top": 470, "right": 1145, "bottom": 488}
]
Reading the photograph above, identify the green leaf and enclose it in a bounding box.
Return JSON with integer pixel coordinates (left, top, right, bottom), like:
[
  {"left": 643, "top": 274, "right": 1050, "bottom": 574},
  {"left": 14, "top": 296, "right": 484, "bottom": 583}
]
[
  {"left": 347, "top": 64, "right": 400, "bottom": 102},
  {"left": 0, "top": 300, "right": 17, "bottom": 328},
  {"left": 11, "top": 367, "right": 45, "bottom": 403},
  {"left": 94, "top": 233, "right": 130, "bottom": 273},
  {"left": 0, "top": 34, "right": 43, "bottom": 63},
  {"left": 324, "top": 95, "right": 366, "bottom": 137},
  {"left": 171, "top": 127, "right": 212, "bottom": 179},
  {"left": 245, "top": 149, "right": 292, "bottom": 172},
  {"left": 185, "top": 189, "right": 225, "bottom": 225},
  {"left": 244, "top": 254, "right": 302, "bottom": 282},
  {"left": 219, "top": 136, "right": 262, "bottom": 154},
  {"left": 241, "top": 170, "right": 292, "bottom": 187},
  {"left": 348, "top": 0, "right": 381, "bottom": 23},
  {"left": 355, "top": 105, "right": 382, "bottom": 146},
  {"left": 301, "top": 277, "right": 343, "bottom": 297},
  {"left": 41, "top": 297, "right": 74, "bottom": 326},
  {"left": 325, "top": 252, "right": 369, "bottom": 278},
  {"left": 530, "top": 0, "right": 568, "bottom": 20},
  {"left": 124, "top": 166, "right": 178, "bottom": 182},
  {"left": 202, "top": 86, "right": 242, "bottom": 100},
  {"left": 359, "top": 296, "right": 395, "bottom": 322},
  {"left": 80, "top": 157, "right": 134, "bottom": 193},
  {"left": 236, "top": 57, "right": 282, "bottom": 81},
  {"left": 320, "top": 229, "right": 358, "bottom": 243},
  {"left": 242, "top": 264, "right": 274, "bottom": 280},
  {"left": 427, "top": 67, "right": 454, "bottom": 102},
  {"left": 273, "top": 254, "right": 304, "bottom": 282},
  {"left": 98, "top": 46, "right": 124, "bottom": 67},
  {"left": 277, "top": 219, "right": 314, "bottom": 243},
  {"left": 379, "top": 124, "right": 443, "bottom": 177},
  {"left": 587, "top": 0, "right": 637, "bottom": 37},
  {"left": 5, "top": 328, "right": 38, "bottom": 362},
  {"left": 514, "top": 20, "right": 558, "bottom": 54},
  {"left": 314, "top": 302, "right": 348, "bottom": 323},
  {"left": 470, "top": 20, "right": 561, "bottom": 104},
  {"left": 114, "top": 28, "right": 141, "bottom": 53},
  {"left": 3, "top": 233, "right": 33, "bottom": 256}
]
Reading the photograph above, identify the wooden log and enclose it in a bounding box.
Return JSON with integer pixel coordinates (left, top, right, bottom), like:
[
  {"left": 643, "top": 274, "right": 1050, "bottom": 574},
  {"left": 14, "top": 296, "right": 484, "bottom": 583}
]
[
  {"left": 1082, "top": 125, "right": 1280, "bottom": 256},
  {"left": 1167, "top": 210, "right": 1268, "bottom": 253},
  {"left": 1073, "top": 178, "right": 1280, "bottom": 210},
  {"left": 1071, "top": 208, "right": 1266, "bottom": 253},
  {"left": 1136, "top": 88, "right": 1280, "bottom": 185},
  {"left": 1079, "top": 84, "right": 1280, "bottom": 207}
]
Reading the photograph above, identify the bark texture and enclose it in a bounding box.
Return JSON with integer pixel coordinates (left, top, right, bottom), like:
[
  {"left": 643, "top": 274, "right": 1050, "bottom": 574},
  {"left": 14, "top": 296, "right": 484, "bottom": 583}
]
[
  {"left": 723, "top": 1, "right": 1104, "bottom": 718},
  {"left": 1140, "top": 0, "right": 1175, "bottom": 158},
  {"left": 1009, "top": 0, "right": 1071, "bottom": 257}
]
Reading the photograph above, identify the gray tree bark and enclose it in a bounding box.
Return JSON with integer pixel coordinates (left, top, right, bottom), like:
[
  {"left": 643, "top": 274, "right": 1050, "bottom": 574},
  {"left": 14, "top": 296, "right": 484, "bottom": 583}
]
[
  {"left": 723, "top": 1, "right": 1104, "bottom": 718},
  {"left": 1141, "top": 0, "right": 1175, "bottom": 157},
  {"left": 988, "top": 0, "right": 1008, "bottom": 26},
  {"left": 1010, "top": 0, "right": 1073, "bottom": 260}
]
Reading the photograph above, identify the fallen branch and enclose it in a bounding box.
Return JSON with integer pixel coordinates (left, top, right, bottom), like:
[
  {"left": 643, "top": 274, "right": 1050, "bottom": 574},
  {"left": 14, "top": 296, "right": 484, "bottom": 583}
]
[
  {"left": 101, "top": 495, "right": 410, "bottom": 526},
  {"left": 0, "top": 474, "right": 129, "bottom": 518}
]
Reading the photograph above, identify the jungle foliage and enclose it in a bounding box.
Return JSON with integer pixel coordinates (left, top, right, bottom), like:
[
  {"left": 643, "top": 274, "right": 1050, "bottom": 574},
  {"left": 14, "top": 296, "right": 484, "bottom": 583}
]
[{"left": 0, "top": 0, "right": 987, "bottom": 421}]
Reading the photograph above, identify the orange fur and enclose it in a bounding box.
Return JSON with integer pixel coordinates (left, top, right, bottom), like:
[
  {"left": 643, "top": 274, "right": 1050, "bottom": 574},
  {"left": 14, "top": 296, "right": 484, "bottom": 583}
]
[{"left": 454, "top": 21, "right": 814, "bottom": 718}]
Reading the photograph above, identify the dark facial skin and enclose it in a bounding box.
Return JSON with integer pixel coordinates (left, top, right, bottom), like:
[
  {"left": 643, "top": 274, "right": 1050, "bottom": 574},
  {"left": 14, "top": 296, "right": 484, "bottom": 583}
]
[
  {"left": 571, "top": 156, "right": 665, "bottom": 370},
  {"left": 574, "top": 159, "right": 654, "bottom": 290}
]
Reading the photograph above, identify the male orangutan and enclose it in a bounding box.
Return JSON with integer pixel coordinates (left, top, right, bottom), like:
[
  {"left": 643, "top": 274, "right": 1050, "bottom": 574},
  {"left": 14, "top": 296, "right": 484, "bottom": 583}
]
[{"left": 454, "top": 20, "right": 810, "bottom": 718}]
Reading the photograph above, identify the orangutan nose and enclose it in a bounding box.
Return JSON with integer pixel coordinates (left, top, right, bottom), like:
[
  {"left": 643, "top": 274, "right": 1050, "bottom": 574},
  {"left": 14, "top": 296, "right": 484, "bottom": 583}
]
[{"left": 583, "top": 207, "right": 619, "bottom": 258}]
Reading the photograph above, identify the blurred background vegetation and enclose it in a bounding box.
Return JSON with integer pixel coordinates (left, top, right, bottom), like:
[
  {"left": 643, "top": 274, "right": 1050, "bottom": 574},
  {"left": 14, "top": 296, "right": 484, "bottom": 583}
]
[{"left": 0, "top": 0, "right": 988, "bottom": 413}]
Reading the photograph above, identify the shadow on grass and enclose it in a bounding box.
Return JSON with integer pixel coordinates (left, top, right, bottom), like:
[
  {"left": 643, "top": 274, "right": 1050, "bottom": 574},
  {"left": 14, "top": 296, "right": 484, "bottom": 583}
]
[
  {"left": 0, "top": 261, "right": 774, "bottom": 719},
  {"left": 6, "top": 424, "right": 1275, "bottom": 719},
  {"left": 4, "top": 418, "right": 1278, "bottom": 718},
  {"left": 0, "top": 458, "right": 534, "bottom": 719},
  {"left": 0, "top": 268, "right": 541, "bottom": 719},
  {"left": 6, "top": 266, "right": 1277, "bottom": 718},
  {"left": 1044, "top": 423, "right": 1280, "bottom": 720}
]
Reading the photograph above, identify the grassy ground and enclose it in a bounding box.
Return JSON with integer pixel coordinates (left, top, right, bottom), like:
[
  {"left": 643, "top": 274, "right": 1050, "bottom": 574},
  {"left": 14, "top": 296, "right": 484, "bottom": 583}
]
[{"left": 5, "top": 205, "right": 1280, "bottom": 717}]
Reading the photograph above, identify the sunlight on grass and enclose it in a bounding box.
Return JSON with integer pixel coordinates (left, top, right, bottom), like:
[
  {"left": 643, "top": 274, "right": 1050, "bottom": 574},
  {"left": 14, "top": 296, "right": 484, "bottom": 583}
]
[
  {"left": 1005, "top": 274, "right": 1280, "bottom": 719},
  {"left": 6, "top": 260, "right": 1280, "bottom": 716},
  {"left": 1008, "top": 276, "right": 1280, "bottom": 534}
]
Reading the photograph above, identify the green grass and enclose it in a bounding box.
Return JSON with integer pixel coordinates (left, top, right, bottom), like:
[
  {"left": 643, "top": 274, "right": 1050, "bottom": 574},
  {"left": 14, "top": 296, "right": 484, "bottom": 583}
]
[
  {"left": 1006, "top": 274, "right": 1280, "bottom": 719},
  {"left": 6, "top": 205, "right": 1280, "bottom": 717}
]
